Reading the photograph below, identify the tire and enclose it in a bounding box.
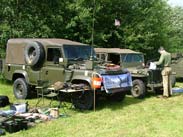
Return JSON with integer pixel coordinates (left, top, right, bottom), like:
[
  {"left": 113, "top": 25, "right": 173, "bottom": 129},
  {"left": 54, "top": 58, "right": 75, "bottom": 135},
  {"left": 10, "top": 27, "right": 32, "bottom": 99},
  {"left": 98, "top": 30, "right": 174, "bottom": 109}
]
[
  {"left": 72, "top": 90, "right": 93, "bottom": 110},
  {"left": 13, "top": 78, "right": 30, "bottom": 99},
  {"left": 131, "top": 79, "right": 146, "bottom": 99},
  {"left": 24, "top": 41, "right": 45, "bottom": 68},
  {"left": 107, "top": 92, "right": 126, "bottom": 102},
  {"left": 171, "top": 75, "right": 176, "bottom": 87}
]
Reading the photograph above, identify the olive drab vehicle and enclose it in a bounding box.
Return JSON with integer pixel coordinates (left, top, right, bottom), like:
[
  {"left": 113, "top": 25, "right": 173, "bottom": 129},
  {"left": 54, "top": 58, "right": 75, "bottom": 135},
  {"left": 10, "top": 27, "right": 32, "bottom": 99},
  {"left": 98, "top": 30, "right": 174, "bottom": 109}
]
[
  {"left": 2, "top": 39, "right": 132, "bottom": 110},
  {"left": 171, "top": 53, "right": 183, "bottom": 78},
  {"left": 95, "top": 48, "right": 176, "bottom": 98}
]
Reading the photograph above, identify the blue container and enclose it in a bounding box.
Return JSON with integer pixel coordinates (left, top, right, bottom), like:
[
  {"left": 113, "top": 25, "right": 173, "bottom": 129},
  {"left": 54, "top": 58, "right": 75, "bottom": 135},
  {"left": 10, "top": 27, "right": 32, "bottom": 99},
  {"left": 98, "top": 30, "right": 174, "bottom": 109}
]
[{"left": 172, "top": 88, "right": 183, "bottom": 93}]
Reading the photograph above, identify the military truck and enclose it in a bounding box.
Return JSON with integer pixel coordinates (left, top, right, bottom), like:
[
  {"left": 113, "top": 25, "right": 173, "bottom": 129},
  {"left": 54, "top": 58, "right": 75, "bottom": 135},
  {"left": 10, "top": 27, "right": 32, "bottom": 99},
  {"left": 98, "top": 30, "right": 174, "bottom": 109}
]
[
  {"left": 1, "top": 39, "right": 132, "bottom": 110},
  {"left": 95, "top": 48, "right": 176, "bottom": 98},
  {"left": 171, "top": 53, "right": 183, "bottom": 78}
]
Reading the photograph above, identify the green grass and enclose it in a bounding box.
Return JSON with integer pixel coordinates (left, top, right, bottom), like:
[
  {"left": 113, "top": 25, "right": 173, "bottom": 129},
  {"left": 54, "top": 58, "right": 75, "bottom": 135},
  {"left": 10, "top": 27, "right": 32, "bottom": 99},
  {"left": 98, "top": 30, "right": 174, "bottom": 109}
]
[{"left": 0, "top": 80, "right": 183, "bottom": 137}]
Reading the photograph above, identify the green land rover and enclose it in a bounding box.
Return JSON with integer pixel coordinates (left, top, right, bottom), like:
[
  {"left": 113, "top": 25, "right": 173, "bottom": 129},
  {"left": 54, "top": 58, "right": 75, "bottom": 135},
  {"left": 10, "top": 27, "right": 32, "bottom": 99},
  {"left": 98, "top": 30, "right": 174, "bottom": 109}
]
[{"left": 1, "top": 39, "right": 132, "bottom": 110}]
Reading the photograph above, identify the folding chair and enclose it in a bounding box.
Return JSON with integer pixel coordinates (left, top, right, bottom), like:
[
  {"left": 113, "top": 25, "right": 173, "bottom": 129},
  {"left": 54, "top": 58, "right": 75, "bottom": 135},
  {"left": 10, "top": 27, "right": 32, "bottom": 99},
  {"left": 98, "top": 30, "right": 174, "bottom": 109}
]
[
  {"left": 35, "top": 80, "right": 59, "bottom": 107},
  {"left": 48, "top": 81, "right": 66, "bottom": 109}
]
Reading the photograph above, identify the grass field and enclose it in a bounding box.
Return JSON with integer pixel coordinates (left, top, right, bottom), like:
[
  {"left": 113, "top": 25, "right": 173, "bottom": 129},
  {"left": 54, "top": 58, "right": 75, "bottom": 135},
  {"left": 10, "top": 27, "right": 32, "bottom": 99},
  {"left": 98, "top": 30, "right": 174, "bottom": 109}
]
[{"left": 0, "top": 80, "right": 183, "bottom": 137}]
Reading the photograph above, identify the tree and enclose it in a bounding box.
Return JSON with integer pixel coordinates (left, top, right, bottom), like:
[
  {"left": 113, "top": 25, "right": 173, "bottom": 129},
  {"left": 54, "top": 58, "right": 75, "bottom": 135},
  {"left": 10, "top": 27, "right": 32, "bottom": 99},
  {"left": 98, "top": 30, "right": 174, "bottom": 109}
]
[
  {"left": 0, "top": 0, "right": 173, "bottom": 60},
  {"left": 0, "top": 0, "right": 69, "bottom": 52},
  {"left": 123, "top": 0, "right": 171, "bottom": 59},
  {"left": 167, "top": 6, "right": 183, "bottom": 53}
]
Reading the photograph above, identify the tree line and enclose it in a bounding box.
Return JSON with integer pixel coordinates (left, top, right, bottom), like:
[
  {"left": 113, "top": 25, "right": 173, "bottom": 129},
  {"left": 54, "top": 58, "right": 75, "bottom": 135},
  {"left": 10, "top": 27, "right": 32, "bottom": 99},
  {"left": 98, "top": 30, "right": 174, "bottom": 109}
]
[{"left": 0, "top": 0, "right": 183, "bottom": 60}]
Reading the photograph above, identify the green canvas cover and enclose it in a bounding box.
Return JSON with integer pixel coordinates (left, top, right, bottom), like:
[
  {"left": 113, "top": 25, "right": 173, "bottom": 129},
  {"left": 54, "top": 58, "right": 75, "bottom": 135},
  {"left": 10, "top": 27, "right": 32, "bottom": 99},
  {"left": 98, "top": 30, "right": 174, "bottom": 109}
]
[{"left": 5, "top": 38, "right": 86, "bottom": 64}]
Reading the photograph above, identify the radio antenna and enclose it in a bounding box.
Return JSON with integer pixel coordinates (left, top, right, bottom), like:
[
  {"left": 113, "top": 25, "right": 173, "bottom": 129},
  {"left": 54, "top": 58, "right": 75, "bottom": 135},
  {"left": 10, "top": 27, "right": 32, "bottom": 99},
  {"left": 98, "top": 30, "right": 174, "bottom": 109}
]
[
  {"left": 92, "top": 0, "right": 95, "bottom": 46},
  {"left": 90, "top": 0, "right": 96, "bottom": 60}
]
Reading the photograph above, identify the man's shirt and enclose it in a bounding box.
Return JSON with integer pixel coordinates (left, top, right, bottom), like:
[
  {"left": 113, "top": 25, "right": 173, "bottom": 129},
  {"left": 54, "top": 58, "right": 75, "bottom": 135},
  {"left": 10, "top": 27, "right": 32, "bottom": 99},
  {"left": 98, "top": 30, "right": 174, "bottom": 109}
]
[{"left": 155, "top": 51, "right": 171, "bottom": 67}]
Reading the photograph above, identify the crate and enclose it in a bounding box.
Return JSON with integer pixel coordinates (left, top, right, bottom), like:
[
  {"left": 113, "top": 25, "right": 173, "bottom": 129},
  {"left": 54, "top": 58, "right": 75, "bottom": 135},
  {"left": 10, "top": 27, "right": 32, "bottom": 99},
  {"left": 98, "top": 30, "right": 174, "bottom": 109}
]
[{"left": 1, "top": 116, "right": 28, "bottom": 133}]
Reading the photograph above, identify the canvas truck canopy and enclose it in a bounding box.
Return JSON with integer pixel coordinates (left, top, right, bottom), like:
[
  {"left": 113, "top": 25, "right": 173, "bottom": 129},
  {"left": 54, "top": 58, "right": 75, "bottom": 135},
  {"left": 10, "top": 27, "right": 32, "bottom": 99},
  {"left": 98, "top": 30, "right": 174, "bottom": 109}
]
[
  {"left": 5, "top": 38, "right": 86, "bottom": 64},
  {"left": 95, "top": 48, "right": 141, "bottom": 54}
]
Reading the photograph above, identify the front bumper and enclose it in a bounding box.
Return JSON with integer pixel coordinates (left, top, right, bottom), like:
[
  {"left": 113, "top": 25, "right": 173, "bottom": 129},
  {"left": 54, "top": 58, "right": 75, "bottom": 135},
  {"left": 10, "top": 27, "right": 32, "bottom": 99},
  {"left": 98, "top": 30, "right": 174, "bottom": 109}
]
[{"left": 104, "top": 87, "right": 132, "bottom": 94}]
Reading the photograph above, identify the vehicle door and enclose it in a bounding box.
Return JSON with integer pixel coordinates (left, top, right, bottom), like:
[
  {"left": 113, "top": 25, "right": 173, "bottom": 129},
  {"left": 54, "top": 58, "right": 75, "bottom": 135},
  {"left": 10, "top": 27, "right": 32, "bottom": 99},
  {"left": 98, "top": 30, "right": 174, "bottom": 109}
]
[
  {"left": 41, "top": 46, "right": 65, "bottom": 84},
  {"left": 171, "top": 54, "right": 183, "bottom": 77}
]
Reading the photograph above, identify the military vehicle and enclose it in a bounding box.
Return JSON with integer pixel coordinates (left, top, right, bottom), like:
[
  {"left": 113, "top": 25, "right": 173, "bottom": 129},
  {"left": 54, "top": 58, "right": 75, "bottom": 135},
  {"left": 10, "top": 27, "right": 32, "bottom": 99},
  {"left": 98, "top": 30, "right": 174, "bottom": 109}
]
[
  {"left": 95, "top": 48, "right": 176, "bottom": 98},
  {"left": 1, "top": 39, "right": 132, "bottom": 110},
  {"left": 171, "top": 53, "right": 183, "bottom": 78}
]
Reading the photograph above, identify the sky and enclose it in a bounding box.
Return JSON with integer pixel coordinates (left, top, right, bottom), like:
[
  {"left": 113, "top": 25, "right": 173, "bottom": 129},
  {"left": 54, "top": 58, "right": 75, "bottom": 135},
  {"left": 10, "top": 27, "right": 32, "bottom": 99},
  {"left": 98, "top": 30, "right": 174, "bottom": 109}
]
[{"left": 168, "top": 0, "right": 183, "bottom": 7}]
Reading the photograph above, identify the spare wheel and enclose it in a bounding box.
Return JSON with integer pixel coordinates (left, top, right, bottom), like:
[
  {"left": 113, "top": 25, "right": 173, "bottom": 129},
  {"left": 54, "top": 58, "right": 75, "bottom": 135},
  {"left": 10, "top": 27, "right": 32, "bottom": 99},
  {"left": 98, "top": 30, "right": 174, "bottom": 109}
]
[{"left": 24, "top": 41, "right": 45, "bottom": 67}]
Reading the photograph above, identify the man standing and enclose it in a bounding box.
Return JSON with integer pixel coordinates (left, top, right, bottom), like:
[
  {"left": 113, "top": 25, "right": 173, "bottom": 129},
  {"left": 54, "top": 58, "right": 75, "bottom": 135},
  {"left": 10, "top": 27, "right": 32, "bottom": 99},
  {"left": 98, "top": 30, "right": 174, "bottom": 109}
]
[{"left": 155, "top": 47, "right": 172, "bottom": 98}]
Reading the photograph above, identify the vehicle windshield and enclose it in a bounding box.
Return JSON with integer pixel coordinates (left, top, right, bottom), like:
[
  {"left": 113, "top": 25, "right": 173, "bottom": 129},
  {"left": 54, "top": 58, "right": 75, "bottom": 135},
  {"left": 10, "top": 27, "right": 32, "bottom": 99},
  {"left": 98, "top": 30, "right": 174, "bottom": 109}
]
[
  {"left": 63, "top": 45, "right": 96, "bottom": 60},
  {"left": 121, "top": 54, "right": 144, "bottom": 63}
]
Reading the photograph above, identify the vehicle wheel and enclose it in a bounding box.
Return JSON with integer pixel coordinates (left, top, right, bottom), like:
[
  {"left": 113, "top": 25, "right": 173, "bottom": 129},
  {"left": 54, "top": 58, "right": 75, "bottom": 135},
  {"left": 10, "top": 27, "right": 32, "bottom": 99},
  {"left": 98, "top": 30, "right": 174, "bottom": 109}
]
[
  {"left": 24, "top": 41, "right": 45, "bottom": 68},
  {"left": 72, "top": 90, "right": 93, "bottom": 110},
  {"left": 171, "top": 75, "right": 176, "bottom": 87},
  {"left": 13, "top": 78, "right": 30, "bottom": 99},
  {"left": 107, "top": 92, "right": 126, "bottom": 102},
  {"left": 131, "top": 79, "right": 146, "bottom": 99}
]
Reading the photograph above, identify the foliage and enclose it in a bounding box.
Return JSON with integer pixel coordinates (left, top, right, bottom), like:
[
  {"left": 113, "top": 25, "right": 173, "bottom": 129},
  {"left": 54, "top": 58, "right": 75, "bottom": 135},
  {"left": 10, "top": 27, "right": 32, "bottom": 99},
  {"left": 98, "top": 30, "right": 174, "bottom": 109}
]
[
  {"left": 123, "top": 0, "right": 170, "bottom": 59},
  {"left": 0, "top": 0, "right": 68, "bottom": 49},
  {"left": 167, "top": 7, "right": 183, "bottom": 53},
  {"left": 0, "top": 0, "right": 179, "bottom": 60}
]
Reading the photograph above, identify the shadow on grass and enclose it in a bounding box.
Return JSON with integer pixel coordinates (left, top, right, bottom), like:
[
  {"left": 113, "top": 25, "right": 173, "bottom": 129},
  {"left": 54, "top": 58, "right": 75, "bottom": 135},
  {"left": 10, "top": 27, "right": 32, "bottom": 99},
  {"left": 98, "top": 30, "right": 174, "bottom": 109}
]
[
  {"left": 61, "top": 91, "right": 162, "bottom": 113},
  {"left": 94, "top": 90, "right": 181, "bottom": 111},
  {"left": 171, "top": 92, "right": 183, "bottom": 98},
  {"left": 94, "top": 95, "right": 143, "bottom": 111}
]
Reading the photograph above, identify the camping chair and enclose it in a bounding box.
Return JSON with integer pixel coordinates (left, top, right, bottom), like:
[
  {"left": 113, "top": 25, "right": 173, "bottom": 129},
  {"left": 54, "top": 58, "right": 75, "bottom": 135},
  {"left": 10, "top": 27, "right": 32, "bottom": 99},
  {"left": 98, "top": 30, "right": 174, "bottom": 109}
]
[
  {"left": 48, "top": 81, "right": 67, "bottom": 109},
  {"left": 47, "top": 81, "right": 69, "bottom": 114},
  {"left": 35, "top": 80, "right": 59, "bottom": 108}
]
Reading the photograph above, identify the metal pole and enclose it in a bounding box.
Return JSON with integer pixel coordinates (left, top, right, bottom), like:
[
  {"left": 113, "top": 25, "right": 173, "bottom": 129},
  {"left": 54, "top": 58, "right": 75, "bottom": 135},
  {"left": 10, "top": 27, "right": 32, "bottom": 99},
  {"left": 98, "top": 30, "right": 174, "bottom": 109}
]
[
  {"left": 92, "top": 0, "right": 96, "bottom": 112},
  {"left": 91, "top": 0, "right": 96, "bottom": 47},
  {"left": 94, "top": 88, "right": 96, "bottom": 112}
]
